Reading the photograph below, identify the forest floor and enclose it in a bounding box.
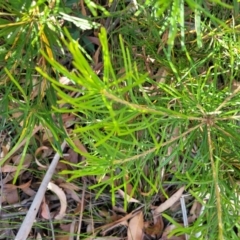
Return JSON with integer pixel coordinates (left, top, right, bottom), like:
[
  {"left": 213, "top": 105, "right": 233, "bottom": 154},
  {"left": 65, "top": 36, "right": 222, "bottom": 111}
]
[{"left": 1, "top": 1, "right": 240, "bottom": 240}]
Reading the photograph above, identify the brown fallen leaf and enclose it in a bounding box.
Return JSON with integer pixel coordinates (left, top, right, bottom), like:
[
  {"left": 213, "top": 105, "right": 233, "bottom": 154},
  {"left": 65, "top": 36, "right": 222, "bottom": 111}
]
[
  {"left": 65, "top": 148, "right": 79, "bottom": 165},
  {"left": 127, "top": 211, "right": 144, "bottom": 240},
  {"left": 2, "top": 154, "right": 32, "bottom": 184},
  {"left": 22, "top": 186, "right": 36, "bottom": 197},
  {"left": 154, "top": 186, "right": 185, "bottom": 215},
  {"left": 144, "top": 215, "right": 164, "bottom": 238},
  {"left": 1, "top": 164, "right": 20, "bottom": 173},
  {"left": 62, "top": 113, "right": 76, "bottom": 128},
  {"left": 59, "top": 182, "right": 80, "bottom": 191},
  {"left": 80, "top": 0, "right": 87, "bottom": 16},
  {"left": 56, "top": 162, "right": 68, "bottom": 172},
  {"left": 3, "top": 181, "right": 31, "bottom": 190},
  {"left": 12, "top": 153, "right": 33, "bottom": 165},
  {"left": 5, "top": 180, "right": 36, "bottom": 197},
  {"left": 1, "top": 184, "right": 19, "bottom": 204},
  {"left": 65, "top": 188, "right": 81, "bottom": 202},
  {"left": 41, "top": 197, "right": 51, "bottom": 219},
  {"left": 87, "top": 36, "right": 100, "bottom": 46},
  {"left": 93, "top": 46, "right": 101, "bottom": 67},
  {"left": 1, "top": 157, "right": 32, "bottom": 173},
  {"left": 188, "top": 200, "right": 202, "bottom": 223},
  {"left": 1, "top": 180, "right": 34, "bottom": 204},
  {"left": 17, "top": 179, "right": 36, "bottom": 197},
  {"left": 73, "top": 137, "right": 88, "bottom": 160},
  {"left": 59, "top": 182, "right": 81, "bottom": 202},
  {"left": 47, "top": 182, "right": 67, "bottom": 220}
]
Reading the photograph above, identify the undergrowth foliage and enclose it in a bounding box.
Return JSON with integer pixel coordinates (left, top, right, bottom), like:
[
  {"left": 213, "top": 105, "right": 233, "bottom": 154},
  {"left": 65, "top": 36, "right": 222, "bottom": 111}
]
[
  {"left": 0, "top": 0, "right": 101, "bottom": 178},
  {"left": 1, "top": 0, "right": 240, "bottom": 239},
  {"left": 38, "top": 22, "right": 240, "bottom": 238}
]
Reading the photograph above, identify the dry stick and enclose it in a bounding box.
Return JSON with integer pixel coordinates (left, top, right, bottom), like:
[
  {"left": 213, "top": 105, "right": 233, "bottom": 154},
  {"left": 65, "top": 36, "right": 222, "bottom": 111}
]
[
  {"left": 15, "top": 140, "right": 67, "bottom": 240},
  {"left": 76, "top": 180, "right": 86, "bottom": 240}
]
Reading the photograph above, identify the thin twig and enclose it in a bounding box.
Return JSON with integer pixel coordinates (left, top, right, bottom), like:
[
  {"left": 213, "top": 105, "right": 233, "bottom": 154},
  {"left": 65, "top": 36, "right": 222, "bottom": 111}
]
[
  {"left": 15, "top": 141, "right": 67, "bottom": 240},
  {"left": 76, "top": 180, "right": 86, "bottom": 240}
]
